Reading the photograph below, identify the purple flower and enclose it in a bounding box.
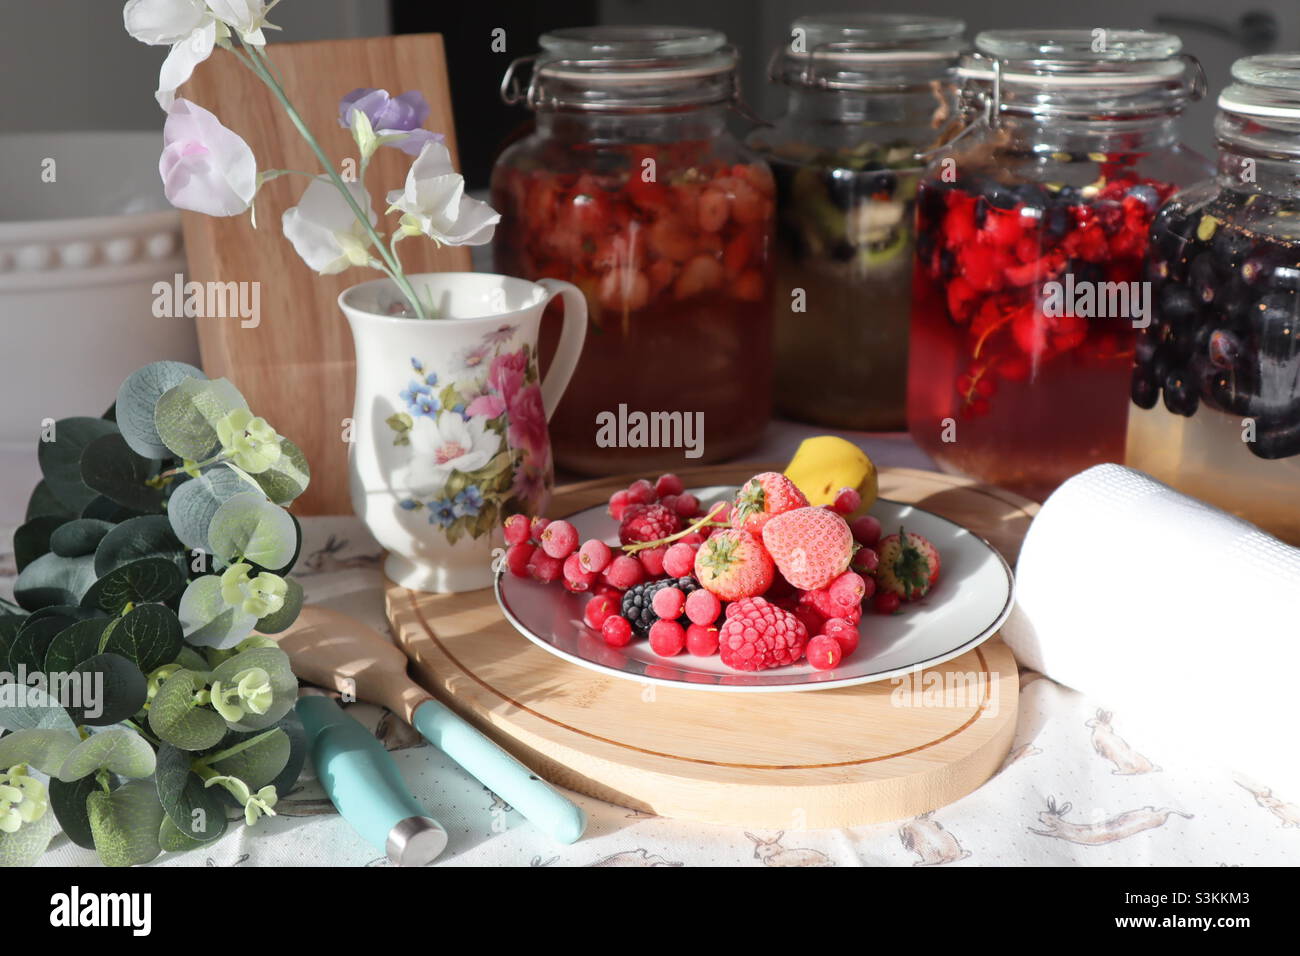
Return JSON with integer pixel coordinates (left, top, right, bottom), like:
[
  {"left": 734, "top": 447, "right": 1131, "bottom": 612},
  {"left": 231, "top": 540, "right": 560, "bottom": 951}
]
[{"left": 338, "top": 88, "right": 444, "bottom": 156}]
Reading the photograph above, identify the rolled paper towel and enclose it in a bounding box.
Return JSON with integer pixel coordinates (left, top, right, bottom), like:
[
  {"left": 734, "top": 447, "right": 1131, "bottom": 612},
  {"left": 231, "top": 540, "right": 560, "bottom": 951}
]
[{"left": 1002, "top": 464, "right": 1300, "bottom": 792}]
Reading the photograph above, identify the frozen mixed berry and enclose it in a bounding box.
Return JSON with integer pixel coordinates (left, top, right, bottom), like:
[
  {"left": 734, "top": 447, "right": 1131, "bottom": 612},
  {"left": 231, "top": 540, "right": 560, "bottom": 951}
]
[
  {"left": 683, "top": 588, "right": 721, "bottom": 626},
  {"left": 608, "top": 489, "right": 631, "bottom": 521},
  {"left": 540, "top": 519, "right": 579, "bottom": 559},
  {"left": 637, "top": 546, "right": 667, "bottom": 577},
  {"left": 673, "top": 493, "right": 700, "bottom": 519},
  {"left": 621, "top": 577, "right": 700, "bottom": 636},
  {"left": 821, "top": 617, "right": 860, "bottom": 657},
  {"left": 603, "top": 554, "right": 645, "bottom": 591},
  {"left": 849, "top": 515, "right": 882, "bottom": 548},
  {"left": 799, "top": 586, "right": 861, "bottom": 625},
  {"left": 851, "top": 546, "right": 880, "bottom": 576},
  {"left": 527, "top": 551, "right": 563, "bottom": 584},
  {"left": 562, "top": 553, "right": 598, "bottom": 591},
  {"left": 529, "top": 516, "right": 551, "bottom": 538},
  {"left": 873, "top": 591, "right": 901, "bottom": 615},
  {"left": 583, "top": 593, "right": 619, "bottom": 630},
  {"left": 806, "top": 635, "right": 842, "bottom": 671},
  {"left": 718, "top": 596, "right": 808, "bottom": 671},
  {"left": 505, "top": 542, "right": 535, "bottom": 578},
  {"left": 827, "top": 571, "right": 867, "bottom": 609},
  {"left": 654, "top": 473, "right": 685, "bottom": 497},
  {"left": 648, "top": 619, "right": 686, "bottom": 657},
  {"left": 578, "top": 538, "right": 613, "bottom": 574},
  {"left": 662, "top": 542, "right": 697, "bottom": 578},
  {"left": 651, "top": 586, "right": 685, "bottom": 620},
  {"left": 625, "top": 479, "right": 656, "bottom": 505},
  {"left": 693, "top": 528, "right": 774, "bottom": 601},
  {"left": 685, "top": 623, "right": 719, "bottom": 656},
  {"left": 601, "top": 615, "right": 633, "bottom": 647},
  {"left": 793, "top": 603, "right": 826, "bottom": 637},
  {"left": 503, "top": 514, "right": 531, "bottom": 546},
  {"left": 830, "top": 487, "right": 861, "bottom": 516},
  {"left": 619, "top": 503, "right": 682, "bottom": 545}
]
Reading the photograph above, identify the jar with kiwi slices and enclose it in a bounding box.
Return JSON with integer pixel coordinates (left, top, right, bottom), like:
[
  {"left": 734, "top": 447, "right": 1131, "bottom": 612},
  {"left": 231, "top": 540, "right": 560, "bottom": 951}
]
[
  {"left": 748, "top": 14, "right": 964, "bottom": 431},
  {"left": 1126, "top": 55, "right": 1300, "bottom": 542}
]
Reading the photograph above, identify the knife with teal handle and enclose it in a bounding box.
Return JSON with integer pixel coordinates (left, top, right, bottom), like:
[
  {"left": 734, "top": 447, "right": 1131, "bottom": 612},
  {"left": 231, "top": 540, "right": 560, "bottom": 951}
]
[{"left": 278, "top": 606, "right": 586, "bottom": 846}]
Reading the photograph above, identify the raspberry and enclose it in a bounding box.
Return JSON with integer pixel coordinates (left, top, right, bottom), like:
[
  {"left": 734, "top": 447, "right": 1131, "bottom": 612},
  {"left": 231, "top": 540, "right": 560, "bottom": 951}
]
[
  {"left": 578, "top": 539, "right": 613, "bottom": 574},
  {"left": 601, "top": 615, "right": 633, "bottom": 647},
  {"left": 806, "top": 635, "right": 842, "bottom": 670},
  {"left": 822, "top": 617, "right": 860, "bottom": 657},
  {"left": 608, "top": 490, "right": 631, "bottom": 521},
  {"left": 563, "top": 553, "right": 598, "bottom": 591},
  {"left": 831, "top": 487, "right": 861, "bottom": 516},
  {"left": 603, "top": 555, "right": 644, "bottom": 591},
  {"left": 527, "top": 551, "right": 562, "bottom": 583},
  {"left": 655, "top": 473, "right": 685, "bottom": 497},
  {"left": 718, "top": 597, "right": 808, "bottom": 671},
  {"left": 625, "top": 479, "right": 655, "bottom": 505},
  {"left": 529, "top": 516, "right": 551, "bottom": 538},
  {"left": 505, "top": 542, "right": 535, "bottom": 578},
  {"left": 648, "top": 619, "right": 686, "bottom": 656},
  {"left": 828, "top": 571, "right": 867, "bottom": 609},
  {"left": 503, "top": 514, "right": 531, "bottom": 546},
  {"left": 673, "top": 493, "right": 700, "bottom": 519},
  {"left": 583, "top": 593, "right": 618, "bottom": 630},
  {"left": 849, "top": 515, "right": 882, "bottom": 548},
  {"left": 686, "top": 623, "right": 719, "bottom": 656},
  {"left": 540, "top": 519, "right": 579, "bottom": 559},
  {"left": 683, "top": 588, "right": 721, "bottom": 626},
  {"left": 651, "top": 586, "right": 685, "bottom": 620},
  {"left": 619, "top": 503, "right": 681, "bottom": 545},
  {"left": 663, "top": 542, "right": 697, "bottom": 578},
  {"left": 638, "top": 546, "right": 667, "bottom": 577}
]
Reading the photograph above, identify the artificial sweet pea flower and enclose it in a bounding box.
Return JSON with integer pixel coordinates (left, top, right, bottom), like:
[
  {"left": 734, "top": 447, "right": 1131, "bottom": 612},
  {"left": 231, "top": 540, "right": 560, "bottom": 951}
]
[
  {"left": 206, "top": 0, "right": 277, "bottom": 44},
  {"left": 282, "top": 176, "right": 379, "bottom": 274},
  {"left": 125, "top": 0, "right": 220, "bottom": 108},
  {"left": 386, "top": 142, "right": 500, "bottom": 246},
  {"left": 159, "top": 98, "right": 258, "bottom": 216},
  {"left": 215, "top": 407, "right": 282, "bottom": 472},
  {"left": 338, "top": 88, "right": 444, "bottom": 157}
]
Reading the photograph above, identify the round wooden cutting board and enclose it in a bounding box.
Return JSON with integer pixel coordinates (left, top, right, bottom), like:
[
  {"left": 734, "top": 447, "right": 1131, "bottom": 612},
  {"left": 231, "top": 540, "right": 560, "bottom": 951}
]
[{"left": 386, "top": 465, "right": 1037, "bottom": 828}]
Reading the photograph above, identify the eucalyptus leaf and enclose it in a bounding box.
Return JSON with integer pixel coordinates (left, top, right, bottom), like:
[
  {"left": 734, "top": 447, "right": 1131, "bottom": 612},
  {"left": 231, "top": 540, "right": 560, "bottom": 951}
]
[
  {"left": 166, "top": 464, "right": 255, "bottom": 552},
  {"left": 207, "top": 491, "right": 296, "bottom": 570},
  {"left": 253, "top": 576, "right": 303, "bottom": 634},
  {"left": 100, "top": 603, "right": 182, "bottom": 674},
  {"left": 148, "top": 669, "right": 226, "bottom": 751},
  {"left": 25, "top": 480, "right": 75, "bottom": 521},
  {"left": 209, "top": 727, "right": 290, "bottom": 790},
  {"left": 116, "top": 361, "right": 206, "bottom": 459},
  {"left": 66, "top": 653, "right": 147, "bottom": 727},
  {"left": 36, "top": 417, "right": 119, "bottom": 513},
  {"left": 94, "top": 514, "right": 186, "bottom": 578},
  {"left": 210, "top": 646, "right": 297, "bottom": 731},
  {"left": 87, "top": 779, "right": 165, "bottom": 867},
  {"left": 266, "top": 710, "right": 307, "bottom": 799},
  {"left": 80, "top": 495, "right": 142, "bottom": 523},
  {"left": 178, "top": 576, "right": 257, "bottom": 650},
  {"left": 49, "top": 776, "right": 102, "bottom": 849},
  {"left": 270, "top": 512, "right": 303, "bottom": 576},
  {"left": 80, "top": 432, "right": 163, "bottom": 513},
  {"left": 153, "top": 377, "right": 247, "bottom": 461},
  {"left": 243, "top": 438, "right": 310, "bottom": 505},
  {"left": 0, "top": 615, "right": 21, "bottom": 663},
  {"left": 155, "top": 744, "right": 228, "bottom": 843},
  {"left": 49, "top": 519, "right": 115, "bottom": 558},
  {"left": 159, "top": 814, "right": 221, "bottom": 853},
  {"left": 57, "top": 728, "right": 157, "bottom": 782},
  {"left": 13, "top": 552, "right": 96, "bottom": 612},
  {"left": 0, "top": 807, "right": 56, "bottom": 867},
  {"left": 80, "top": 557, "right": 183, "bottom": 614},
  {"left": 13, "top": 515, "right": 65, "bottom": 572},
  {"left": 0, "top": 727, "right": 81, "bottom": 775},
  {"left": 25, "top": 604, "right": 101, "bottom": 626},
  {"left": 8, "top": 614, "right": 71, "bottom": 674},
  {"left": 44, "top": 617, "right": 111, "bottom": 673},
  {"left": 0, "top": 683, "right": 76, "bottom": 733}
]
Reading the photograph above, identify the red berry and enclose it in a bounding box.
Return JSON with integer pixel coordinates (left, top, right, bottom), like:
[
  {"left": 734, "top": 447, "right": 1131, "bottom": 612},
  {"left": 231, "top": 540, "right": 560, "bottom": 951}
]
[
  {"left": 503, "top": 514, "right": 531, "bottom": 546},
  {"left": 638, "top": 546, "right": 667, "bottom": 577},
  {"left": 686, "top": 623, "right": 719, "bottom": 656},
  {"left": 678, "top": 531, "right": 705, "bottom": 546},
  {"left": 659, "top": 494, "right": 679, "bottom": 514},
  {"left": 873, "top": 591, "right": 901, "bottom": 615},
  {"left": 619, "top": 503, "right": 682, "bottom": 545},
  {"left": 806, "top": 635, "right": 842, "bottom": 671},
  {"left": 663, "top": 542, "right": 697, "bottom": 578},
  {"left": 793, "top": 603, "right": 825, "bottom": 636},
  {"left": 562, "top": 552, "right": 598, "bottom": 591},
  {"left": 583, "top": 593, "right": 618, "bottom": 630},
  {"left": 626, "top": 479, "right": 655, "bottom": 505},
  {"left": 505, "top": 542, "right": 535, "bottom": 578},
  {"left": 822, "top": 617, "right": 860, "bottom": 657},
  {"left": 608, "top": 490, "right": 630, "bottom": 521},
  {"left": 648, "top": 619, "right": 686, "bottom": 656},
  {"left": 654, "top": 473, "right": 684, "bottom": 497},
  {"left": 849, "top": 515, "right": 882, "bottom": 548},
  {"left": 683, "top": 587, "right": 721, "bottom": 626},
  {"left": 529, "top": 516, "right": 551, "bottom": 539},
  {"left": 673, "top": 493, "right": 700, "bottom": 518},
  {"left": 828, "top": 571, "right": 867, "bottom": 609},
  {"left": 603, "top": 555, "right": 644, "bottom": 590},
  {"left": 540, "top": 519, "right": 579, "bottom": 559},
  {"left": 831, "top": 487, "right": 861, "bottom": 515},
  {"left": 717, "top": 596, "right": 808, "bottom": 671},
  {"left": 594, "top": 584, "right": 622, "bottom": 602},
  {"left": 851, "top": 547, "right": 880, "bottom": 576},
  {"left": 601, "top": 615, "right": 633, "bottom": 647},
  {"left": 527, "top": 551, "right": 563, "bottom": 583},
  {"left": 651, "top": 586, "right": 685, "bottom": 620},
  {"left": 578, "top": 538, "right": 613, "bottom": 574}
]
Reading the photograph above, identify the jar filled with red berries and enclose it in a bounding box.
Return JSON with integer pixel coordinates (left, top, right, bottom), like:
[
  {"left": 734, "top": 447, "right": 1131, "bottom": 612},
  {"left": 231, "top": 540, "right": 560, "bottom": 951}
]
[
  {"left": 1126, "top": 56, "right": 1300, "bottom": 543},
  {"left": 748, "top": 14, "right": 964, "bottom": 431},
  {"left": 908, "top": 30, "right": 1210, "bottom": 499},
  {"left": 493, "top": 27, "right": 775, "bottom": 475}
]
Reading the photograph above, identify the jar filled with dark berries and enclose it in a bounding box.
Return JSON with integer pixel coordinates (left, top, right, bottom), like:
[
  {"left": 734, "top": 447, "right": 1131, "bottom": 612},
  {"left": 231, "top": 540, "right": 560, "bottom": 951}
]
[
  {"left": 1127, "top": 55, "right": 1300, "bottom": 542},
  {"left": 908, "top": 30, "right": 1210, "bottom": 499},
  {"left": 493, "top": 27, "right": 775, "bottom": 475},
  {"left": 747, "top": 14, "right": 964, "bottom": 431}
]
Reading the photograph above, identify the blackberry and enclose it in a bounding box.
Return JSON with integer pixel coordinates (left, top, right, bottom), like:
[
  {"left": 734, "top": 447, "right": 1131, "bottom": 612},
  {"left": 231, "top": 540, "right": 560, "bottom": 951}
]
[{"left": 620, "top": 576, "right": 701, "bottom": 636}]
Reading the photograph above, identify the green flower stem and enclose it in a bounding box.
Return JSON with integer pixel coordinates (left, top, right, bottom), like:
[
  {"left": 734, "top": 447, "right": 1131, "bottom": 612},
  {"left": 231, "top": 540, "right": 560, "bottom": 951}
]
[
  {"left": 235, "top": 40, "right": 429, "bottom": 319},
  {"left": 192, "top": 728, "right": 280, "bottom": 769},
  {"left": 620, "top": 502, "right": 731, "bottom": 555}
]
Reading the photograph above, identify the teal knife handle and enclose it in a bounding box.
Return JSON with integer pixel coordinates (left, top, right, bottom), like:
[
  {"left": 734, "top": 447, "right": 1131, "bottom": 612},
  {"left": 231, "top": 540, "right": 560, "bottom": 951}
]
[
  {"left": 412, "top": 698, "right": 586, "bottom": 844},
  {"left": 297, "top": 696, "right": 435, "bottom": 855}
]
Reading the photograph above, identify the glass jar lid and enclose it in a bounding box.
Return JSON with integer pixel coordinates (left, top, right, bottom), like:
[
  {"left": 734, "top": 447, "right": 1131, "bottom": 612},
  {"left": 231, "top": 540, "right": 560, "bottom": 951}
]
[
  {"left": 957, "top": 29, "right": 1204, "bottom": 116},
  {"left": 1218, "top": 54, "right": 1300, "bottom": 121},
  {"left": 771, "top": 13, "right": 965, "bottom": 91},
  {"left": 501, "top": 26, "right": 738, "bottom": 112}
]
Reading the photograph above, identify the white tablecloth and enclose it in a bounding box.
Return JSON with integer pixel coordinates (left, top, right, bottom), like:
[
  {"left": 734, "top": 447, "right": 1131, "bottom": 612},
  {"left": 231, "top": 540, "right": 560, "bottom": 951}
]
[{"left": 5, "top": 426, "right": 1299, "bottom": 867}]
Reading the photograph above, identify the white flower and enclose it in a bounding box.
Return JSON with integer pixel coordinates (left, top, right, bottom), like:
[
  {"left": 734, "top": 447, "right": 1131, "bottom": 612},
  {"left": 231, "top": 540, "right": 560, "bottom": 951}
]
[
  {"left": 206, "top": 0, "right": 277, "bottom": 44},
  {"left": 403, "top": 412, "right": 501, "bottom": 499},
  {"left": 386, "top": 142, "right": 500, "bottom": 246},
  {"left": 159, "top": 98, "right": 257, "bottom": 216},
  {"left": 282, "top": 176, "right": 377, "bottom": 274}
]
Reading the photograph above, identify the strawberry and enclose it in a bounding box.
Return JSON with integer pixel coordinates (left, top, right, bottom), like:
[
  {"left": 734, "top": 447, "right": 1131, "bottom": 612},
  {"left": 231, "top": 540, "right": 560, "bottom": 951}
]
[
  {"left": 693, "top": 529, "right": 774, "bottom": 601},
  {"left": 876, "top": 527, "right": 941, "bottom": 601},
  {"left": 730, "top": 472, "right": 808, "bottom": 536},
  {"left": 760, "top": 506, "right": 853, "bottom": 591}
]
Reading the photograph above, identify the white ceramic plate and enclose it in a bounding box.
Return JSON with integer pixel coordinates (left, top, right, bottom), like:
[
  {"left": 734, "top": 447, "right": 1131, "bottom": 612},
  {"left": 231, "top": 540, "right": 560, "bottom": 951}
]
[{"left": 494, "top": 487, "right": 1015, "bottom": 692}]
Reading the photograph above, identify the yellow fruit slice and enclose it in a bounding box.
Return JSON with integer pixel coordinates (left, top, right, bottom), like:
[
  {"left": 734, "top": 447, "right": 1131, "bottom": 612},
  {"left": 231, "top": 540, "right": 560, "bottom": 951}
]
[{"left": 783, "top": 435, "right": 878, "bottom": 517}]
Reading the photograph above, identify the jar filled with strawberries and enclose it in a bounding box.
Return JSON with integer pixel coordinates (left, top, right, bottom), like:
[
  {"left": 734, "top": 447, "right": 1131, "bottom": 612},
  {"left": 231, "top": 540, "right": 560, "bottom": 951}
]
[
  {"left": 747, "top": 14, "right": 964, "bottom": 431},
  {"left": 908, "top": 29, "right": 1211, "bottom": 499},
  {"left": 493, "top": 27, "right": 775, "bottom": 475}
]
